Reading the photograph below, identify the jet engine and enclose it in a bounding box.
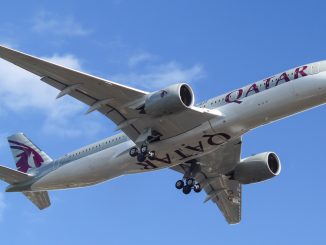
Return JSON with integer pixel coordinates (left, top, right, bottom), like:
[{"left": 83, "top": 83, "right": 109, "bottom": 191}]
[
  {"left": 232, "top": 152, "right": 281, "bottom": 184},
  {"left": 143, "top": 83, "right": 194, "bottom": 117}
]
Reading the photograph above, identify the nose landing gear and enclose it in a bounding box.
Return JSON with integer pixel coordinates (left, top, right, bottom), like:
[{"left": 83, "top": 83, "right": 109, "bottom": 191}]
[{"left": 175, "top": 178, "right": 202, "bottom": 195}]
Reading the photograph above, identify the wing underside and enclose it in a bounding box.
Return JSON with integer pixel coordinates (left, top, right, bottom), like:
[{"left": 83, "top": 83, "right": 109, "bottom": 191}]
[
  {"left": 171, "top": 138, "right": 242, "bottom": 224},
  {"left": 0, "top": 45, "right": 221, "bottom": 143}
]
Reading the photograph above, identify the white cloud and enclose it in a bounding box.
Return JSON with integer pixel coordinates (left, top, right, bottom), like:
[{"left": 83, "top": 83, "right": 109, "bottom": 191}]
[
  {"left": 128, "top": 52, "right": 156, "bottom": 67},
  {"left": 0, "top": 133, "right": 9, "bottom": 150},
  {"left": 0, "top": 42, "right": 15, "bottom": 49},
  {"left": 32, "top": 11, "right": 90, "bottom": 37},
  {"left": 0, "top": 193, "right": 6, "bottom": 222},
  {"left": 45, "top": 54, "right": 82, "bottom": 70},
  {"left": 0, "top": 53, "right": 82, "bottom": 111},
  {"left": 112, "top": 61, "right": 204, "bottom": 90},
  {"left": 0, "top": 53, "right": 104, "bottom": 138}
]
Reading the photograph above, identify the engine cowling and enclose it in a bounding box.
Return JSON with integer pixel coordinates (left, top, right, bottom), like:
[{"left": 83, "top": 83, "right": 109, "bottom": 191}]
[
  {"left": 144, "top": 83, "right": 194, "bottom": 117},
  {"left": 232, "top": 152, "right": 281, "bottom": 184}
]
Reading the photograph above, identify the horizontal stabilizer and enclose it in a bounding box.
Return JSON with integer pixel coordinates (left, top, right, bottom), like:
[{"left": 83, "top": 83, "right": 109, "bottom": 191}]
[
  {"left": 0, "top": 165, "right": 32, "bottom": 184},
  {"left": 23, "top": 191, "right": 51, "bottom": 210}
]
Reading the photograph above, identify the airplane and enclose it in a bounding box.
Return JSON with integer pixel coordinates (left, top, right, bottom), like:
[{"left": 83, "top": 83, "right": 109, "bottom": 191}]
[{"left": 0, "top": 45, "right": 325, "bottom": 224}]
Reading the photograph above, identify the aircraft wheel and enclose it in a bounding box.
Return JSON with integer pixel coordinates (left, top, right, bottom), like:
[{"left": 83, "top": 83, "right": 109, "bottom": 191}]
[
  {"left": 137, "top": 153, "right": 146, "bottom": 162},
  {"left": 129, "top": 147, "right": 139, "bottom": 157},
  {"left": 186, "top": 178, "right": 195, "bottom": 187},
  {"left": 175, "top": 180, "right": 184, "bottom": 189},
  {"left": 194, "top": 183, "right": 202, "bottom": 193},
  {"left": 182, "top": 185, "right": 192, "bottom": 195},
  {"left": 140, "top": 145, "right": 148, "bottom": 155},
  {"left": 148, "top": 151, "right": 156, "bottom": 160}
]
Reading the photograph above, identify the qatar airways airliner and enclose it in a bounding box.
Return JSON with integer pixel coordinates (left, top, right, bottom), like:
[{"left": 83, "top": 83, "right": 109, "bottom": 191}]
[{"left": 0, "top": 45, "right": 325, "bottom": 224}]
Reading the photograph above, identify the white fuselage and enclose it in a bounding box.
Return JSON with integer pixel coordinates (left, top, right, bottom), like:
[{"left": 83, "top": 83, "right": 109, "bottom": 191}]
[{"left": 29, "top": 61, "right": 326, "bottom": 191}]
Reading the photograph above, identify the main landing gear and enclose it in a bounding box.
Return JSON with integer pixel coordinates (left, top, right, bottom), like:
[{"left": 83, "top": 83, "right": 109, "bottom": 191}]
[
  {"left": 175, "top": 178, "right": 202, "bottom": 195},
  {"left": 129, "top": 128, "right": 161, "bottom": 162},
  {"left": 129, "top": 145, "right": 156, "bottom": 162},
  {"left": 175, "top": 160, "right": 202, "bottom": 195}
]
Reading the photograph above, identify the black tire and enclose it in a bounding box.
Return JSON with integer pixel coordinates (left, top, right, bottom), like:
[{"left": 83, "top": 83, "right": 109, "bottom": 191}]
[
  {"left": 194, "top": 183, "right": 202, "bottom": 193},
  {"left": 140, "top": 145, "right": 148, "bottom": 154},
  {"left": 186, "top": 178, "right": 195, "bottom": 187},
  {"left": 182, "top": 185, "right": 192, "bottom": 194},
  {"left": 175, "top": 180, "right": 184, "bottom": 189},
  {"left": 148, "top": 151, "right": 156, "bottom": 160},
  {"left": 129, "top": 147, "right": 139, "bottom": 157},
  {"left": 137, "top": 153, "right": 146, "bottom": 162}
]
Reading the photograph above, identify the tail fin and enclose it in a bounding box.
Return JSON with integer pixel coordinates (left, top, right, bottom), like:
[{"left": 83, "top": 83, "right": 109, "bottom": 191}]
[{"left": 7, "top": 133, "right": 52, "bottom": 173}]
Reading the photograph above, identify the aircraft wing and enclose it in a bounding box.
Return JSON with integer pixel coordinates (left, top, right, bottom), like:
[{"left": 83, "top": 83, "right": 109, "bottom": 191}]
[
  {"left": 171, "top": 137, "right": 242, "bottom": 224},
  {"left": 0, "top": 46, "right": 220, "bottom": 143}
]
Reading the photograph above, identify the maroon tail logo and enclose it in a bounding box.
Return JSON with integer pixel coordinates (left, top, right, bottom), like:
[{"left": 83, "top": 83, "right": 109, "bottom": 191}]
[{"left": 9, "top": 140, "right": 44, "bottom": 173}]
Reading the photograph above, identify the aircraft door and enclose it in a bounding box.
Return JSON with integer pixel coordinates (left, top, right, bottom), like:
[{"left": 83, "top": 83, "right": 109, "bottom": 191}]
[{"left": 311, "top": 62, "right": 320, "bottom": 75}]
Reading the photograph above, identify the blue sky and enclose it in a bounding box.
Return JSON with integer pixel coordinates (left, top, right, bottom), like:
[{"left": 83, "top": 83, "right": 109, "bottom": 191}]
[{"left": 0, "top": 0, "right": 325, "bottom": 244}]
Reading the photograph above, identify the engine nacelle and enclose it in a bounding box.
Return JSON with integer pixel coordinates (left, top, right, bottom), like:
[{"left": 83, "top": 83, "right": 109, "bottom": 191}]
[
  {"left": 232, "top": 152, "right": 281, "bottom": 184},
  {"left": 144, "top": 83, "right": 194, "bottom": 117}
]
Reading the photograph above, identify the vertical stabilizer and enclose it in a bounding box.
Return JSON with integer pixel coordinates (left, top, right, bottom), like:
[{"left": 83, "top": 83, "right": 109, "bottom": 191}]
[{"left": 7, "top": 133, "right": 52, "bottom": 173}]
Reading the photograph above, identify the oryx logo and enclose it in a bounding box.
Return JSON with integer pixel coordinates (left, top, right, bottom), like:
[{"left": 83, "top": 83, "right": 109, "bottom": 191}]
[
  {"left": 9, "top": 140, "right": 44, "bottom": 173},
  {"left": 160, "top": 90, "right": 168, "bottom": 98}
]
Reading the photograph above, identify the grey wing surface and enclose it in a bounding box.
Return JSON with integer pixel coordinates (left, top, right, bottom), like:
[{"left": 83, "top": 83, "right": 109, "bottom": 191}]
[
  {"left": 171, "top": 137, "right": 242, "bottom": 224},
  {"left": 0, "top": 46, "right": 222, "bottom": 143},
  {"left": 0, "top": 45, "right": 147, "bottom": 141}
]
